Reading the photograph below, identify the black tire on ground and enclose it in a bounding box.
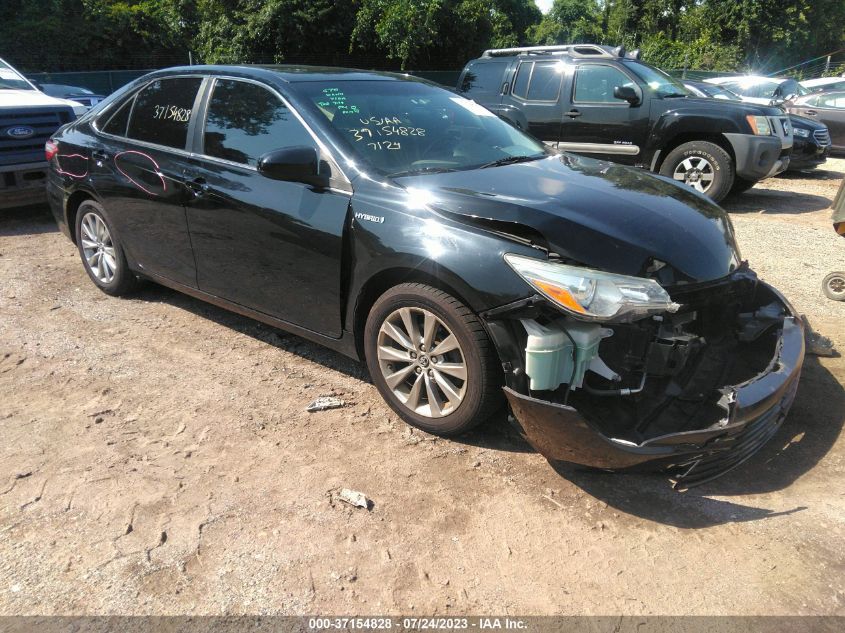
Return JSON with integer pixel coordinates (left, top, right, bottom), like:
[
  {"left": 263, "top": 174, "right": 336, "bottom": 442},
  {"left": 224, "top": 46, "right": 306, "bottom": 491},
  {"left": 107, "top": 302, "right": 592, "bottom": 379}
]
[
  {"left": 659, "top": 140, "right": 735, "bottom": 202},
  {"left": 822, "top": 271, "right": 845, "bottom": 301},
  {"left": 74, "top": 200, "right": 138, "bottom": 296},
  {"left": 364, "top": 283, "right": 503, "bottom": 436},
  {"left": 730, "top": 176, "right": 756, "bottom": 194}
]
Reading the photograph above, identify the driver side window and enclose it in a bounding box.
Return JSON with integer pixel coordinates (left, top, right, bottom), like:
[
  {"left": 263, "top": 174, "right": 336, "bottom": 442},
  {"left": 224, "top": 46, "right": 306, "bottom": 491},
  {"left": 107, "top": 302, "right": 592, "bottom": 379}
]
[
  {"left": 574, "top": 65, "right": 635, "bottom": 103},
  {"left": 203, "top": 79, "right": 315, "bottom": 166}
]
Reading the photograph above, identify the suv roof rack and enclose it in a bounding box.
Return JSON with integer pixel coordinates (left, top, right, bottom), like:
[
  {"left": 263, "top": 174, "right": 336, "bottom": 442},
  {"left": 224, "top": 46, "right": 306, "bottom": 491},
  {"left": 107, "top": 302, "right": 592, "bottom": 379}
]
[{"left": 481, "top": 44, "right": 622, "bottom": 59}]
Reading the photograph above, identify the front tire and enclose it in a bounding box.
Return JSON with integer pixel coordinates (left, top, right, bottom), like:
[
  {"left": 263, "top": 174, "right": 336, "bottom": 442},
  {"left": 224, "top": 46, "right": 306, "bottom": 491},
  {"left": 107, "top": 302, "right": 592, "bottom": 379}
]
[
  {"left": 364, "top": 283, "right": 502, "bottom": 436},
  {"left": 822, "top": 272, "right": 845, "bottom": 301},
  {"left": 75, "top": 200, "right": 137, "bottom": 296},
  {"left": 659, "top": 140, "right": 734, "bottom": 202}
]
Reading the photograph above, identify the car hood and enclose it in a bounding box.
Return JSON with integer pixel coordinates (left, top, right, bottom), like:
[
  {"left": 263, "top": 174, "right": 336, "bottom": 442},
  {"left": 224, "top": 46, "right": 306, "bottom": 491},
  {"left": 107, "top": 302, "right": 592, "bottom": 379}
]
[
  {"left": 0, "top": 89, "right": 80, "bottom": 110},
  {"left": 789, "top": 113, "right": 827, "bottom": 131},
  {"left": 395, "top": 154, "right": 741, "bottom": 285},
  {"left": 674, "top": 95, "right": 785, "bottom": 116}
]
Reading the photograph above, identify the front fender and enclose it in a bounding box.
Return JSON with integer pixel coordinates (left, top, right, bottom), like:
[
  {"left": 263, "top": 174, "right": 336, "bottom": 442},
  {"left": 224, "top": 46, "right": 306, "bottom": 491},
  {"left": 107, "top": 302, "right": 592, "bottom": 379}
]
[
  {"left": 343, "top": 187, "right": 538, "bottom": 336},
  {"left": 648, "top": 110, "right": 744, "bottom": 159}
]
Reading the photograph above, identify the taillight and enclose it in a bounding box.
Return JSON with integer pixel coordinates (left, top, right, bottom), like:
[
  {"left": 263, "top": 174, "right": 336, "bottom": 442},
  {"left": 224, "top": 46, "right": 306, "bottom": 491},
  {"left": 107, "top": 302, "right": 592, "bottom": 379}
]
[{"left": 45, "top": 139, "right": 59, "bottom": 161}]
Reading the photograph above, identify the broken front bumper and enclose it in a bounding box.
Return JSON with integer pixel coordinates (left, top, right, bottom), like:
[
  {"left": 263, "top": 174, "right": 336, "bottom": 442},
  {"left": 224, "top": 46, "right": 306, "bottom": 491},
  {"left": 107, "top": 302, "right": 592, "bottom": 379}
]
[{"left": 493, "top": 284, "right": 805, "bottom": 489}]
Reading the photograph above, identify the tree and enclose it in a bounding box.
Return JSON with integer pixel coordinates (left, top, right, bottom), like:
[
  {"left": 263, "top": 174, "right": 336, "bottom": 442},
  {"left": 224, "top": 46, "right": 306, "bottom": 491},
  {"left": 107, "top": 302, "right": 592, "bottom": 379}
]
[
  {"left": 350, "top": 0, "right": 541, "bottom": 70},
  {"left": 527, "top": 0, "right": 604, "bottom": 46}
]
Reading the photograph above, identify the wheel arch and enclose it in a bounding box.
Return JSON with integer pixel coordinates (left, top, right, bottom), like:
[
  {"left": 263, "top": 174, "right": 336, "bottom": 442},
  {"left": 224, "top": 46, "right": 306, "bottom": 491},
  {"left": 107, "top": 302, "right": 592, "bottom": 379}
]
[
  {"left": 65, "top": 189, "right": 98, "bottom": 245},
  {"left": 654, "top": 133, "right": 736, "bottom": 172},
  {"left": 351, "top": 266, "right": 485, "bottom": 362}
]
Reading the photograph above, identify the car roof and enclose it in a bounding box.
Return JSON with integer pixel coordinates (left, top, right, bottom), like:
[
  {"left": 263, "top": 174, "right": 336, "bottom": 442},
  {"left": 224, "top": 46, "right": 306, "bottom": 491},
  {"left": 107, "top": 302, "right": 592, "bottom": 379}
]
[
  {"left": 707, "top": 75, "right": 794, "bottom": 86},
  {"left": 146, "top": 64, "right": 424, "bottom": 85},
  {"left": 801, "top": 77, "right": 845, "bottom": 87}
]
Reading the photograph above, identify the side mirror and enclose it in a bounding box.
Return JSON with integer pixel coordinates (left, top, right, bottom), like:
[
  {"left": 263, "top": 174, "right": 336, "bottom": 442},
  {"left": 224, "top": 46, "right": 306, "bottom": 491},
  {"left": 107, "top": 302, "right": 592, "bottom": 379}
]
[
  {"left": 613, "top": 85, "right": 640, "bottom": 105},
  {"left": 257, "top": 146, "right": 328, "bottom": 188}
]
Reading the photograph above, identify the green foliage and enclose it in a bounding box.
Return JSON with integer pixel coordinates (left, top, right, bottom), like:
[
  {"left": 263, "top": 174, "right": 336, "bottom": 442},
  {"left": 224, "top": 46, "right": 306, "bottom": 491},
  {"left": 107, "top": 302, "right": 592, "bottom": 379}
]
[
  {"left": 0, "top": 0, "right": 842, "bottom": 74},
  {"left": 350, "top": 0, "right": 541, "bottom": 70}
]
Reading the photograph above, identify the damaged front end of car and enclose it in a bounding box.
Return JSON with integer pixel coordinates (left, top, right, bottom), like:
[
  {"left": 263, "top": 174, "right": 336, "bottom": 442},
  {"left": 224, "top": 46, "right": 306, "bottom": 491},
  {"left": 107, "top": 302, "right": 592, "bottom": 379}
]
[{"left": 483, "top": 264, "right": 804, "bottom": 490}]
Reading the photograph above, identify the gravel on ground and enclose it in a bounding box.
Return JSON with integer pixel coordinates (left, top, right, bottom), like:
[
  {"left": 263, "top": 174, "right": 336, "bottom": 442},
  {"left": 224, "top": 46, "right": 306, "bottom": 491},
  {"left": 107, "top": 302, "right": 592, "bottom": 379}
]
[{"left": 1, "top": 158, "right": 843, "bottom": 617}]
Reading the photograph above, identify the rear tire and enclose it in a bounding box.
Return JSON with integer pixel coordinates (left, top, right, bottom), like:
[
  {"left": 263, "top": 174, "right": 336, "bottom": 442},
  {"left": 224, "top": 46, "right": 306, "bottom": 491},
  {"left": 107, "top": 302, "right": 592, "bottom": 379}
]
[
  {"left": 822, "top": 272, "right": 845, "bottom": 301},
  {"left": 75, "top": 200, "right": 138, "bottom": 296},
  {"left": 659, "top": 140, "right": 734, "bottom": 202},
  {"left": 364, "top": 283, "right": 502, "bottom": 436}
]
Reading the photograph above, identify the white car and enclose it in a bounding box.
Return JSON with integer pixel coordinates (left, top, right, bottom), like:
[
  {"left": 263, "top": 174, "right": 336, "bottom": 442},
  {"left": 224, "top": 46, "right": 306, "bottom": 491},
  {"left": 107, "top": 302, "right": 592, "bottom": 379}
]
[
  {"left": 801, "top": 76, "right": 845, "bottom": 94},
  {"left": 705, "top": 75, "right": 810, "bottom": 106},
  {"left": 1, "top": 57, "right": 87, "bottom": 209}
]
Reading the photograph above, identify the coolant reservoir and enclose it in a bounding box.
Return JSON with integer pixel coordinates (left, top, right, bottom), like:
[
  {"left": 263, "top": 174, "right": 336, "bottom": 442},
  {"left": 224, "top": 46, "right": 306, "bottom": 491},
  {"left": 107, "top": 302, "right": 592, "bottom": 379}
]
[{"left": 521, "top": 319, "right": 611, "bottom": 391}]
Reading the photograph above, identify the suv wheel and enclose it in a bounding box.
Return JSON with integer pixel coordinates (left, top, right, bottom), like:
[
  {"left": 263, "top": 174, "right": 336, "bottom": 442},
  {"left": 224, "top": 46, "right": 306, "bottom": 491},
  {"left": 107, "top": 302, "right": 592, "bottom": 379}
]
[
  {"left": 660, "top": 141, "right": 734, "bottom": 202},
  {"left": 75, "top": 200, "right": 138, "bottom": 296},
  {"left": 364, "top": 283, "right": 502, "bottom": 436}
]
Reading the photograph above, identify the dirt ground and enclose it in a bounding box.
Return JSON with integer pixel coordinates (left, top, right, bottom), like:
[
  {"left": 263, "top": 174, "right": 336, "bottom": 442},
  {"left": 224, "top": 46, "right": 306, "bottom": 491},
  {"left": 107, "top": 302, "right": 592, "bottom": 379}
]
[{"left": 1, "top": 158, "right": 844, "bottom": 617}]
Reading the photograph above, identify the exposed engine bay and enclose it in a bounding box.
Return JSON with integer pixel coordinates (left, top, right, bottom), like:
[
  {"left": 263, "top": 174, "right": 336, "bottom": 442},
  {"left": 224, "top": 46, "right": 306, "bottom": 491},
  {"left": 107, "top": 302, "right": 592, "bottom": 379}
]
[{"left": 485, "top": 268, "right": 804, "bottom": 486}]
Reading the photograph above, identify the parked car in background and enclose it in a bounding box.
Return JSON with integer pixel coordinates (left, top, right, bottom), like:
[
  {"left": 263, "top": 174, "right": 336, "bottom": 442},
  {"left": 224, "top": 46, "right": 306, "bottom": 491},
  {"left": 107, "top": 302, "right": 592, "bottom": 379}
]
[
  {"left": 789, "top": 91, "right": 845, "bottom": 152},
  {"left": 801, "top": 77, "right": 845, "bottom": 94},
  {"left": 685, "top": 80, "right": 830, "bottom": 172},
  {"left": 45, "top": 64, "right": 805, "bottom": 487},
  {"left": 458, "top": 44, "right": 792, "bottom": 202},
  {"left": 38, "top": 83, "right": 105, "bottom": 109},
  {"left": 682, "top": 80, "right": 741, "bottom": 101},
  {"left": 705, "top": 75, "right": 809, "bottom": 105},
  {"left": 1, "top": 57, "right": 84, "bottom": 209}
]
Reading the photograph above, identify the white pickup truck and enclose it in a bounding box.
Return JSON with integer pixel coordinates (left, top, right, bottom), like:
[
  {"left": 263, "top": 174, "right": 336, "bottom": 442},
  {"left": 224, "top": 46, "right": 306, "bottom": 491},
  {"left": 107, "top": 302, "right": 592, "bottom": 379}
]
[{"left": 1, "top": 58, "right": 88, "bottom": 210}]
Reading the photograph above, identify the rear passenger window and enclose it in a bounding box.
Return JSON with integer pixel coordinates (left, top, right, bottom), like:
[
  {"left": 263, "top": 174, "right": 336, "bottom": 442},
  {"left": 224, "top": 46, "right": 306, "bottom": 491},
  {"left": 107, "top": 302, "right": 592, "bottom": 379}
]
[
  {"left": 525, "top": 61, "right": 564, "bottom": 101},
  {"left": 574, "top": 65, "right": 634, "bottom": 103},
  {"left": 202, "top": 79, "right": 315, "bottom": 166},
  {"left": 127, "top": 78, "right": 202, "bottom": 149},
  {"left": 101, "top": 98, "right": 133, "bottom": 136},
  {"left": 511, "top": 63, "right": 531, "bottom": 98},
  {"left": 459, "top": 62, "right": 508, "bottom": 96}
]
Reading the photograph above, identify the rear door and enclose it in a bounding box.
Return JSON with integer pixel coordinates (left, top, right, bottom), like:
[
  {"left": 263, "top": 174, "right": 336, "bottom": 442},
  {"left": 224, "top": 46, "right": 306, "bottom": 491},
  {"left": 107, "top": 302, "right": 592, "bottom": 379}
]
[
  {"left": 505, "top": 60, "right": 566, "bottom": 144},
  {"left": 91, "top": 76, "right": 204, "bottom": 287},
  {"left": 558, "top": 62, "right": 649, "bottom": 164},
  {"left": 183, "top": 77, "right": 351, "bottom": 337},
  {"left": 808, "top": 93, "right": 845, "bottom": 149}
]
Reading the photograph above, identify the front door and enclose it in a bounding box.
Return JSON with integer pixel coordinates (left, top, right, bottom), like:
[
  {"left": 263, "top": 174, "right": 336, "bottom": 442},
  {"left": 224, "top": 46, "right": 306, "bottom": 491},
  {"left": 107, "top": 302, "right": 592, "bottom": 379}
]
[
  {"left": 90, "top": 76, "right": 204, "bottom": 287},
  {"left": 184, "top": 78, "right": 351, "bottom": 338},
  {"left": 558, "top": 62, "right": 650, "bottom": 164}
]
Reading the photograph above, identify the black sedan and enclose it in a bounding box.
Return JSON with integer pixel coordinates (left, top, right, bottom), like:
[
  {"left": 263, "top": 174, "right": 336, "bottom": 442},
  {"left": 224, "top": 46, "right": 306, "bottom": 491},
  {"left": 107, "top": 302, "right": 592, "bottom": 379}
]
[
  {"left": 790, "top": 91, "right": 845, "bottom": 152},
  {"left": 684, "top": 80, "right": 831, "bottom": 171},
  {"left": 46, "top": 65, "right": 805, "bottom": 488}
]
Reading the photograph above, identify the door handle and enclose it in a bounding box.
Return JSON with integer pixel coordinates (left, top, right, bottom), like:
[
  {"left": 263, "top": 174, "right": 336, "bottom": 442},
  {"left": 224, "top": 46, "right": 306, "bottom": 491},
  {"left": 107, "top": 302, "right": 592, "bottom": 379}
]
[
  {"left": 805, "top": 110, "right": 817, "bottom": 116},
  {"left": 91, "top": 150, "right": 108, "bottom": 164},
  {"left": 184, "top": 176, "right": 209, "bottom": 197},
  {"left": 565, "top": 109, "right": 582, "bottom": 118}
]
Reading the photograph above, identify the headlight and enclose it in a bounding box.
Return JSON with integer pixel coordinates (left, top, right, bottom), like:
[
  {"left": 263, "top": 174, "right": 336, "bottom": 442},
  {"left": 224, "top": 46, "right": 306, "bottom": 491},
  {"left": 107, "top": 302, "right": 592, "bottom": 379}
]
[
  {"left": 505, "top": 254, "right": 680, "bottom": 323},
  {"left": 746, "top": 115, "right": 772, "bottom": 135},
  {"left": 793, "top": 127, "right": 810, "bottom": 138}
]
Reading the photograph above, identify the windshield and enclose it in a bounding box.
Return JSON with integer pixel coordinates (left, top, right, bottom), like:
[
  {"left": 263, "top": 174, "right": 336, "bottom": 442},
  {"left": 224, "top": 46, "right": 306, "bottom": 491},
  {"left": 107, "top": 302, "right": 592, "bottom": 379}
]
[
  {"left": 0, "top": 59, "right": 36, "bottom": 91},
  {"left": 295, "top": 80, "right": 547, "bottom": 177},
  {"left": 625, "top": 61, "right": 688, "bottom": 98},
  {"left": 702, "top": 84, "right": 742, "bottom": 101}
]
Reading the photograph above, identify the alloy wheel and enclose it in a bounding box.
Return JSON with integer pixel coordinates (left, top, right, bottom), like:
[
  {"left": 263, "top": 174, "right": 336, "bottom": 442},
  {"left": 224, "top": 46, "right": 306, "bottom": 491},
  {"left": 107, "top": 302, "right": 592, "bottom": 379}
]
[
  {"left": 80, "top": 212, "right": 117, "bottom": 284},
  {"left": 376, "top": 307, "right": 467, "bottom": 418},
  {"left": 673, "top": 156, "right": 715, "bottom": 193}
]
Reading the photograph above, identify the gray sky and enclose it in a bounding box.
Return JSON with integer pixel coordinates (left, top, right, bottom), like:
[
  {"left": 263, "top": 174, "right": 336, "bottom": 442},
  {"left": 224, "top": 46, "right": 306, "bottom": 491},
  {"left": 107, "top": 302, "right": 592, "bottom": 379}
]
[{"left": 535, "top": 0, "right": 553, "bottom": 14}]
